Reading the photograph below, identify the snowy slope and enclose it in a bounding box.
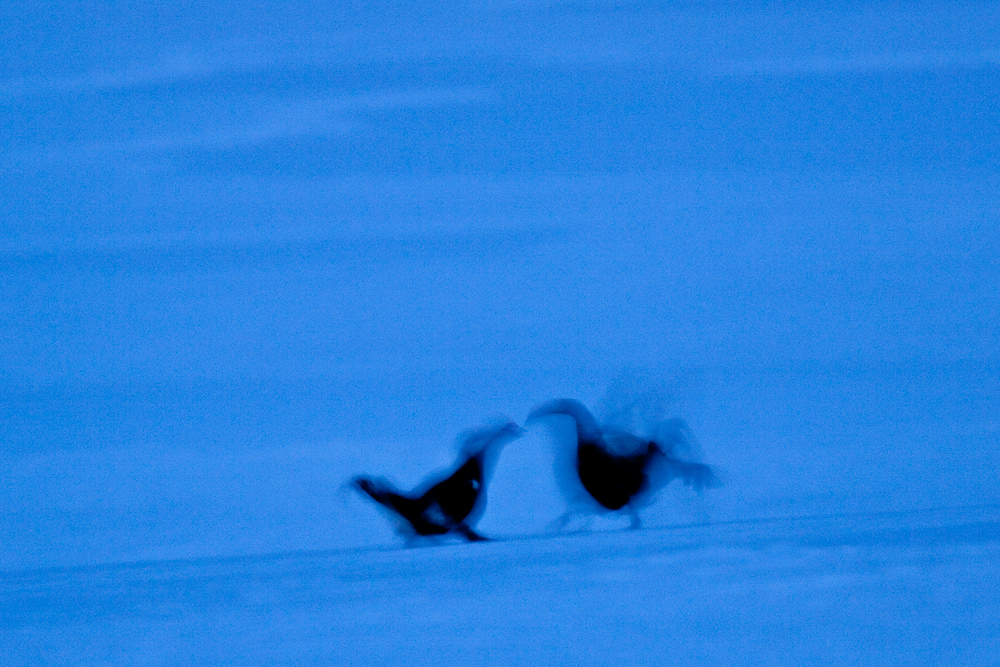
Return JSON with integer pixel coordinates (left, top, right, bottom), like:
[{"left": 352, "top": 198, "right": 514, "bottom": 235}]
[
  {"left": 3, "top": 361, "right": 998, "bottom": 571},
  {"left": 4, "top": 506, "right": 999, "bottom": 666},
  {"left": 3, "top": 1, "right": 1000, "bottom": 663}
]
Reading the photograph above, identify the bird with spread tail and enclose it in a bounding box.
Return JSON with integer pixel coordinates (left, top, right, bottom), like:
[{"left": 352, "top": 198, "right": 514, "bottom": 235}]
[
  {"left": 352, "top": 420, "right": 524, "bottom": 543},
  {"left": 527, "top": 398, "right": 717, "bottom": 530}
]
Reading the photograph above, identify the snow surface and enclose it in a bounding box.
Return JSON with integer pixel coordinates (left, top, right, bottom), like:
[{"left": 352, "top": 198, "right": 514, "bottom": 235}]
[
  {"left": 5, "top": 507, "right": 1000, "bottom": 666},
  {"left": 3, "top": 1, "right": 1000, "bottom": 664}
]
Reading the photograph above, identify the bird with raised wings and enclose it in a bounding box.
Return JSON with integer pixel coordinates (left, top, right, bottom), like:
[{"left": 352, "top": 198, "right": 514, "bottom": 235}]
[
  {"left": 528, "top": 399, "right": 716, "bottom": 530},
  {"left": 352, "top": 420, "right": 524, "bottom": 543}
]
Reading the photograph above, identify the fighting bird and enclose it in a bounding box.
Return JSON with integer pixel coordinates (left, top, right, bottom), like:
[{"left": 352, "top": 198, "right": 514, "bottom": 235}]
[
  {"left": 352, "top": 420, "right": 524, "bottom": 543},
  {"left": 527, "top": 398, "right": 717, "bottom": 530}
]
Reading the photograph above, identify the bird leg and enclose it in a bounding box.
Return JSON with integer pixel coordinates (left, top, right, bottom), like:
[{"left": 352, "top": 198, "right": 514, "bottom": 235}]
[
  {"left": 549, "top": 512, "right": 595, "bottom": 534},
  {"left": 456, "top": 524, "right": 489, "bottom": 542},
  {"left": 548, "top": 511, "right": 576, "bottom": 534}
]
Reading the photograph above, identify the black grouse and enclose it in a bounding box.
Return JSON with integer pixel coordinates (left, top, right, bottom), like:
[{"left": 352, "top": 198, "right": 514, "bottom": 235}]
[
  {"left": 527, "top": 398, "right": 716, "bottom": 529},
  {"left": 352, "top": 420, "right": 523, "bottom": 543}
]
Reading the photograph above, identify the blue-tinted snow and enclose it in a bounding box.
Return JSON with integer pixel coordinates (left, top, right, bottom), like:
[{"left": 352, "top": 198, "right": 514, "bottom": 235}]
[
  {"left": 2, "top": 1, "right": 1000, "bottom": 663},
  {"left": 4, "top": 509, "right": 1000, "bottom": 666}
]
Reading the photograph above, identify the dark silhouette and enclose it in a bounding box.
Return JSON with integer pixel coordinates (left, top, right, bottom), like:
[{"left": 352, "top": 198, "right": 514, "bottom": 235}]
[
  {"left": 528, "top": 398, "right": 716, "bottom": 529},
  {"left": 352, "top": 420, "right": 524, "bottom": 543}
]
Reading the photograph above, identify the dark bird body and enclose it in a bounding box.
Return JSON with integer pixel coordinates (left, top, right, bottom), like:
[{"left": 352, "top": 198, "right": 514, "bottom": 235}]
[
  {"left": 577, "top": 438, "right": 657, "bottom": 511},
  {"left": 354, "top": 457, "right": 486, "bottom": 540},
  {"left": 528, "top": 399, "right": 716, "bottom": 529},
  {"left": 353, "top": 420, "right": 522, "bottom": 543}
]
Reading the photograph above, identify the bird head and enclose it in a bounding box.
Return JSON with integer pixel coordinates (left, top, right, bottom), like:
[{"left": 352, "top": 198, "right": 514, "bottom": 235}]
[
  {"left": 526, "top": 398, "right": 603, "bottom": 445},
  {"left": 458, "top": 418, "right": 525, "bottom": 477}
]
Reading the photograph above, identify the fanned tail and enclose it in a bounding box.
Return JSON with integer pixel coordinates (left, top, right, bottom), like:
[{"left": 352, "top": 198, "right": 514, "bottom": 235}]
[
  {"left": 353, "top": 476, "right": 409, "bottom": 515},
  {"left": 672, "top": 460, "right": 719, "bottom": 492}
]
